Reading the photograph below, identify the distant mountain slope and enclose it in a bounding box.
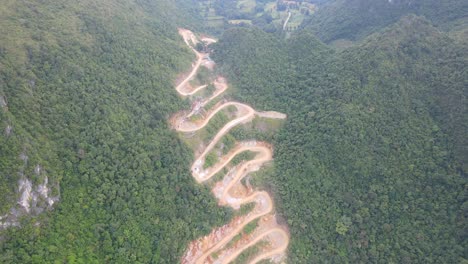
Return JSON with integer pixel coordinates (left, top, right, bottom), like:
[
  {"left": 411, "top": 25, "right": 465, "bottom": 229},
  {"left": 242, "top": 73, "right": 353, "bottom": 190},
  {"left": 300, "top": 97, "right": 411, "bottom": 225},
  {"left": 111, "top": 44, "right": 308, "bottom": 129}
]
[
  {"left": 306, "top": 0, "right": 468, "bottom": 42},
  {"left": 213, "top": 15, "right": 467, "bottom": 263},
  {"left": 356, "top": 15, "right": 467, "bottom": 173},
  {"left": 0, "top": 0, "right": 230, "bottom": 263}
]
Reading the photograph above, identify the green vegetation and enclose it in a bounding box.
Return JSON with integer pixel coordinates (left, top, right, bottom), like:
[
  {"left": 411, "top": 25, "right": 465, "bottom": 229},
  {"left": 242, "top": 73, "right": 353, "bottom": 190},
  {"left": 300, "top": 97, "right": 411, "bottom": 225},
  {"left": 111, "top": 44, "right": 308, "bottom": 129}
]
[
  {"left": 238, "top": 202, "right": 256, "bottom": 216},
  {"left": 213, "top": 14, "right": 467, "bottom": 263},
  {"left": 225, "top": 233, "right": 243, "bottom": 249},
  {"left": 204, "top": 152, "right": 218, "bottom": 168},
  {"left": 202, "top": 146, "right": 257, "bottom": 183},
  {"left": 190, "top": 66, "right": 213, "bottom": 87},
  {"left": 231, "top": 151, "right": 257, "bottom": 167},
  {"left": 230, "top": 116, "right": 286, "bottom": 142},
  {"left": 0, "top": 0, "right": 231, "bottom": 263},
  {"left": 180, "top": 109, "right": 231, "bottom": 150},
  {"left": 191, "top": 83, "right": 217, "bottom": 100},
  {"left": 219, "top": 134, "right": 237, "bottom": 155},
  {"left": 1, "top": 0, "right": 466, "bottom": 263},
  {"left": 244, "top": 163, "right": 276, "bottom": 190},
  {"left": 223, "top": 217, "right": 259, "bottom": 250},
  {"left": 202, "top": 113, "right": 285, "bottom": 174},
  {"left": 243, "top": 218, "right": 259, "bottom": 234},
  {"left": 203, "top": 110, "right": 233, "bottom": 140},
  {"left": 306, "top": 0, "right": 468, "bottom": 43},
  {"left": 232, "top": 240, "right": 268, "bottom": 264},
  {"left": 198, "top": 0, "right": 316, "bottom": 34}
]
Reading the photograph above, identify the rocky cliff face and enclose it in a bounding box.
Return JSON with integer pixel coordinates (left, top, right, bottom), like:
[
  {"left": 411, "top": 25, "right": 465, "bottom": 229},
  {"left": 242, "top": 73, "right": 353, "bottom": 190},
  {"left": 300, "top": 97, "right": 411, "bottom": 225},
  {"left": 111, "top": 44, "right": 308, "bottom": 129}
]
[
  {"left": 0, "top": 91, "right": 60, "bottom": 230},
  {"left": 1, "top": 158, "right": 59, "bottom": 230}
]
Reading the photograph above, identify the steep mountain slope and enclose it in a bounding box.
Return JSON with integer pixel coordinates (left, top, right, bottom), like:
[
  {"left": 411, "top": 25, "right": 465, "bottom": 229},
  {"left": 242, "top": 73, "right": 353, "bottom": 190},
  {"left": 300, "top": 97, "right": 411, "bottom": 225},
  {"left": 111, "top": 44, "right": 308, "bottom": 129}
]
[
  {"left": 1, "top": 0, "right": 465, "bottom": 263},
  {"left": 0, "top": 0, "right": 231, "bottom": 263},
  {"left": 174, "top": 28, "right": 289, "bottom": 264},
  {"left": 307, "top": 0, "right": 468, "bottom": 43},
  {"left": 213, "top": 15, "right": 467, "bottom": 263}
]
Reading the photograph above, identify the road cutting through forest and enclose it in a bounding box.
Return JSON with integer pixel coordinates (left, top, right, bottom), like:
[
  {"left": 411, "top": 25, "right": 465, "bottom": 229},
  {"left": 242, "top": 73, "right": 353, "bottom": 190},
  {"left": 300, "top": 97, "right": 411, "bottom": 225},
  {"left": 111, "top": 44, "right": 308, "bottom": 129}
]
[
  {"left": 174, "top": 28, "right": 289, "bottom": 264},
  {"left": 283, "top": 12, "right": 291, "bottom": 31}
]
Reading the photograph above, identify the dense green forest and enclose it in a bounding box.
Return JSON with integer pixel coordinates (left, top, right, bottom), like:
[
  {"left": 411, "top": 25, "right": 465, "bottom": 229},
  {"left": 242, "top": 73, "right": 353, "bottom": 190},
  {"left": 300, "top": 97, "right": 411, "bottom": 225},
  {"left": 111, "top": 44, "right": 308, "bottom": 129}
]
[
  {"left": 305, "top": 0, "right": 468, "bottom": 43},
  {"left": 1, "top": 0, "right": 466, "bottom": 263},
  {"left": 213, "top": 14, "right": 467, "bottom": 263},
  {"left": 0, "top": 0, "right": 232, "bottom": 263}
]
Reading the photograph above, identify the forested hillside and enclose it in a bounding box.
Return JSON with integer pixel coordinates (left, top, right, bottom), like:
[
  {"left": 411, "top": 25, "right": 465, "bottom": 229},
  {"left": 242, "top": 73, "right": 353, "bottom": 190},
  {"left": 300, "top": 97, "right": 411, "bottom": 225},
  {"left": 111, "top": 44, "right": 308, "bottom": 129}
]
[
  {"left": 1, "top": 0, "right": 466, "bottom": 263},
  {"left": 213, "top": 15, "right": 467, "bottom": 263},
  {"left": 306, "top": 0, "right": 468, "bottom": 42},
  {"left": 0, "top": 0, "right": 232, "bottom": 263}
]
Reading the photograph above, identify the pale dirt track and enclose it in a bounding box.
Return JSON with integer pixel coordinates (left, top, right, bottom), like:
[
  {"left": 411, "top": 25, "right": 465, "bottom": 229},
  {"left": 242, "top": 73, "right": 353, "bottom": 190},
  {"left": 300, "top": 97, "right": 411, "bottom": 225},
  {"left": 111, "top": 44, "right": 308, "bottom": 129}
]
[
  {"left": 283, "top": 12, "right": 291, "bottom": 31},
  {"left": 175, "top": 28, "right": 289, "bottom": 264}
]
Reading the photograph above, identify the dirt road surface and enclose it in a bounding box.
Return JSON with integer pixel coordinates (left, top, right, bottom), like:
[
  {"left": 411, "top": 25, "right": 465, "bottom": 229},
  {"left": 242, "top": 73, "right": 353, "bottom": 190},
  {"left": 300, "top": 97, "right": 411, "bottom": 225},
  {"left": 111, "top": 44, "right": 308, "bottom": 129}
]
[{"left": 174, "top": 28, "right": 289, "bottom": 264}]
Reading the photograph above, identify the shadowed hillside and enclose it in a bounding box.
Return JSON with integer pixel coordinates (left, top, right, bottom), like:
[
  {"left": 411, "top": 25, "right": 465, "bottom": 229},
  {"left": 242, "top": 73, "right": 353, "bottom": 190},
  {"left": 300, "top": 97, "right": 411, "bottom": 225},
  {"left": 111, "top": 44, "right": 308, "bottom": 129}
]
[
  {"left": 305, "top": 0, "right": 468, "bottom": 42},
  {"left": 213, "top": 15, "right": 467, "bottom": 262}
]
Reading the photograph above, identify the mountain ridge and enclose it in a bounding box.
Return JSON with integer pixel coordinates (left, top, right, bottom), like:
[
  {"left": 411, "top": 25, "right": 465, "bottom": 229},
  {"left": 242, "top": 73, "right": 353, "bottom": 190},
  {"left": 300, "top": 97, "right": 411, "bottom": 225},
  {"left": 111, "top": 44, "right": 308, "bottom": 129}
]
[{"left": 212, "top": 14, "right": 467, "bottom": 262}]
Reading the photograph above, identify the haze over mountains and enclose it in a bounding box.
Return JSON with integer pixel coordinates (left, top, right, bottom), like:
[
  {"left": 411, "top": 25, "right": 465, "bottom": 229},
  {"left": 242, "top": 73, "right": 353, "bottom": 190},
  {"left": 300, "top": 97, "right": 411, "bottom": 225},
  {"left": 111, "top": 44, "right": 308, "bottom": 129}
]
[
  {"left": 213, "top": 13, "right": 467, "bottom": 262},
  {"left": 1, "top": 0, "right": 466, "bottom": 263},
  {"left": 307, "top": 0, "right": 467, "bottom": 42}
]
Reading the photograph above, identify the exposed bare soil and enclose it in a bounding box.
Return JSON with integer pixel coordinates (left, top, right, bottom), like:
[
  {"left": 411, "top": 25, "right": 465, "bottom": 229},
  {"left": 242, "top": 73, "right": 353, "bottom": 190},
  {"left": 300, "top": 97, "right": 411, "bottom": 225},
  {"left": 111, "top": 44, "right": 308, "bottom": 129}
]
[{"left": 175, "top": 28, "right": 289, "bottom": 264}]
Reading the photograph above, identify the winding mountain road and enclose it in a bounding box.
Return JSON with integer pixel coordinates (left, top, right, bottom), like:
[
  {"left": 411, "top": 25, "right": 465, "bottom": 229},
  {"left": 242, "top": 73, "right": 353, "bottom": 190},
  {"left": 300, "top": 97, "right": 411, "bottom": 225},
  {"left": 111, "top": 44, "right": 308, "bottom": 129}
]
[{"left": 175, "top": 28, "right": 289, "bottom": 264}]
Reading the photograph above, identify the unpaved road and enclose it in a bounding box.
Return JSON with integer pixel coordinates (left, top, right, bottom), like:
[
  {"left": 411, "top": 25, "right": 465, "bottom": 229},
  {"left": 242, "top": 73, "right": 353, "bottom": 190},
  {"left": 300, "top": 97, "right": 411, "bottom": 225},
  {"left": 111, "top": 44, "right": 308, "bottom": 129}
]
[
  {"left": 283, "top": 12, "right": 291, "bottom": 31},
  {"left": 174, "top": 29, "right": 289, "bottom": 264},
  {"left": 176, "top": 101, "right": 255, "bottom": 133},
  {"left": 176, "top": 29, "right": 206, "bottom": 96}
]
